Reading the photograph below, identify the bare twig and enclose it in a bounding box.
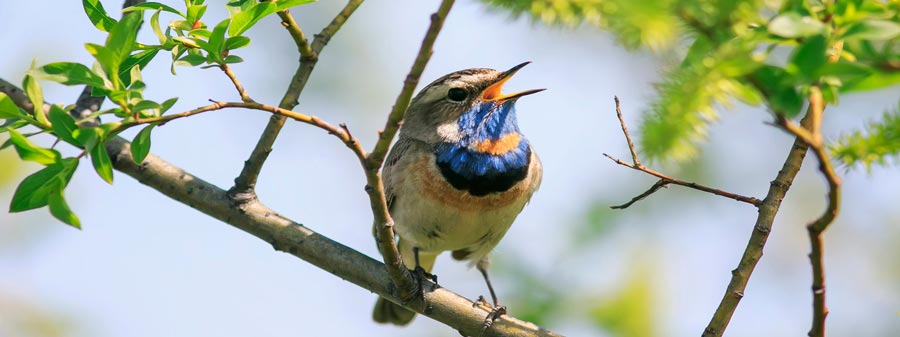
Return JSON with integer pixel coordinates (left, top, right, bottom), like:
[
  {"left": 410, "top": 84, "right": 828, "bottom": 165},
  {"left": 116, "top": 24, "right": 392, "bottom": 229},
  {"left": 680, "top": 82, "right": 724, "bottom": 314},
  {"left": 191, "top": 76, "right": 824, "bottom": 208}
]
[
  {"left": 230, "top": 0, "right": 364, "bottom": 197},
  {"left": 610, "top": 180, "right": 668, "bottom": 209},
  {"left": 605, "top": 97, "right": 762, "bottom": 208},
  {"left": 614, "top": 96, "right": 640, "bottom": 166},
  {"left": 704, "top": 41, "right": 844, "bottom": 337},
  {"left": 776, "top": 87, "right": 841, "bottom": 337},
  {"left": 220, "top": 64, "right": 253, "bottom": 103},
  {"left": 701, "top": 117, "right": 812, "bottom": 337},
  {"left": 276, "top": 10, "right": 314, "bottom": 60}
]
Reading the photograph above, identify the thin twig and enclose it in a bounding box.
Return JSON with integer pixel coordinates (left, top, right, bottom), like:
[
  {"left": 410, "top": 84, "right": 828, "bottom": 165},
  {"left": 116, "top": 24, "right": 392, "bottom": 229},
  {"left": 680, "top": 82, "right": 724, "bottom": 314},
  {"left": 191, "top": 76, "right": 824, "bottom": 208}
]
[
  {"left": 220, "top": 64, "right": 253, "bottom": 103},
  {"left": 230, "top": 0, "right": 364, "bottom": 197},
  {"left": 704, "top": 41, "right": 845, "bottom": 337},
  {"left": 614, "top": 96, "right": 640, "bottom": 166},
  {"left": 610, "top": 180, "right": 668, "bottom": 209},
  {"left": 276, "top": 10, "right": 314, "bottom": 60},
  {"left": 701, "top": 115, "right": 813, "bottom": 337},
  {"left": 605, "top": 97, "right": 762, "bottom": 208},
  {"left": 364, "top": 0, "right": 455, "bottom": 303},
  {"left": 777, "top": 86, "right": 841, "bottom": 337}
]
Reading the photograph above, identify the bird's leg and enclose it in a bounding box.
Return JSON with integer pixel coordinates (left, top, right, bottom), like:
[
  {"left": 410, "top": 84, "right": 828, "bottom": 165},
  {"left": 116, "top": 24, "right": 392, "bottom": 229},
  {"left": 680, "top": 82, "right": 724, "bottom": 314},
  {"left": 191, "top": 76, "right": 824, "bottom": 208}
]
[
  {"left": 413, "top": 247, "right": 438, "bottom": 288},
  {"left": 476, "top": 260, "right": 507, "bottom": 331}
]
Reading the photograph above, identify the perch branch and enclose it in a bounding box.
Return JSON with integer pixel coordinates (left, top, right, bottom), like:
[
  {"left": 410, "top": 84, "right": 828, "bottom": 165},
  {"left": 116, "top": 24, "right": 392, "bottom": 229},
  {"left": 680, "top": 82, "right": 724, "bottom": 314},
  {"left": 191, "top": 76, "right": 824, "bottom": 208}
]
[
  {"left": 1, "top": 78, "right": 562, "bottom": 337},
  {"left": 605, "top": 97, "right": 762, "bottom": 208}
]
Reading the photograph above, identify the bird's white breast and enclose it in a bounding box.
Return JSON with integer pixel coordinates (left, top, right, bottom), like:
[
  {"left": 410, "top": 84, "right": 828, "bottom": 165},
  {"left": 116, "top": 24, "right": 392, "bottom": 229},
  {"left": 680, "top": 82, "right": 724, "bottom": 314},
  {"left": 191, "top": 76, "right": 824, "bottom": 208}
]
[{"left": 389, "top": 148, "right": 542, "bottom": 264}]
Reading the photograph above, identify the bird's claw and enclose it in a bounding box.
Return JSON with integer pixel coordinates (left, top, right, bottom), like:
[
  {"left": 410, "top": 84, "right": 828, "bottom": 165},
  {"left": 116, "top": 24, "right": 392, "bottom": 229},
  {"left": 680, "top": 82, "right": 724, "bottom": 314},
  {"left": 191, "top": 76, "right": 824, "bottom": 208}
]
[
  {"left": 413, "top": 266, "right": 438, "bottom": 294},
  {"left": 479, "top": 305, "right": 508, "bottom": 336}
]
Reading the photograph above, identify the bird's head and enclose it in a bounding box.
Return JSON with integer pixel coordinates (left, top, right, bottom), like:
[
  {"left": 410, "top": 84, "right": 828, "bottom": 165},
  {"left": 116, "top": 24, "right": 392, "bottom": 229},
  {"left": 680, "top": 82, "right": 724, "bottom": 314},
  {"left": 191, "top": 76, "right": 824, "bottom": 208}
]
[{"left": 401, "top": 62, "right": 544, "bottom": 145}]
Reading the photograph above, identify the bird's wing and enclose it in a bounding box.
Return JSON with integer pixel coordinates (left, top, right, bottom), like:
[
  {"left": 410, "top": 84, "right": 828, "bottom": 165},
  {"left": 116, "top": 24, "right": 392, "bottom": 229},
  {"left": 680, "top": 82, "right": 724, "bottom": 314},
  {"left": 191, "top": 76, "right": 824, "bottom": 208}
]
[{"left": 373, "top": 136, "right": 424, "bottom": 255}]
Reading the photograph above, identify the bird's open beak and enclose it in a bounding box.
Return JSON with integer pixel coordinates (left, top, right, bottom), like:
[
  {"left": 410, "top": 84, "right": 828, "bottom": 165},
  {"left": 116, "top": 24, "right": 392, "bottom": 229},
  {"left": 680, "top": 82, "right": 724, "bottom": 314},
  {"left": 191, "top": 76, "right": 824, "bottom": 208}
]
[{"left": 480, "top": 61, "right": 546, "bottom": 101}]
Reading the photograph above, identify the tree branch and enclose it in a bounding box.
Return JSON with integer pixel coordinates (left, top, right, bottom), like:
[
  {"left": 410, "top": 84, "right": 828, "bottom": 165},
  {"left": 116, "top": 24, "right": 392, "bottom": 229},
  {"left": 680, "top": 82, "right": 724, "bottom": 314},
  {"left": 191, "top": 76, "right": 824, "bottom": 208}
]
[
  {"left": 1, "top": 78, "right": 563, "bottom": 337},
  {"left": 701, "top": 117, "right": 811, "bottom": 337},
  {"left": 102, "top": 136, "right": 561, "bottom": 337},
  {"left": 365, "top": 0, "right": 455, "bottom": 303},
  {"left": 776, "top": 87, "right": 841, "bottom": 337},
  {"left": 220, "top": 64, "right": 252, "bottom": 103},
  {"left": 604, "top": 97, "right": 762, "bottom": 208},
  {"left": 230, "top": 0, "right": 364, "bottom": 198}
]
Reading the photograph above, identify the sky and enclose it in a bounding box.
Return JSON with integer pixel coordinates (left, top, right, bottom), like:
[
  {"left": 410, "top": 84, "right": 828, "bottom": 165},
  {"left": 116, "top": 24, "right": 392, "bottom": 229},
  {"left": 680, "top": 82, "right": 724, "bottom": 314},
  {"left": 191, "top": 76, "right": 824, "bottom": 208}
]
[{"left": 1, "top": 1, "right": 899, "bottom": 337}]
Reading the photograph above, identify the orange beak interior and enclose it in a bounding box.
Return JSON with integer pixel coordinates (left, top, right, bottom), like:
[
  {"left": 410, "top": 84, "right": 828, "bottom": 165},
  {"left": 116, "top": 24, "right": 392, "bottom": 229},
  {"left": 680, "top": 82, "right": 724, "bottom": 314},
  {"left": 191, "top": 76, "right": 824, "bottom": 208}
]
[
  {"left": 480, "top": 75, "right": 513, "bottom": 101},
  {"left": 479, "top": 62, "right": 544, "bottom": 102}
]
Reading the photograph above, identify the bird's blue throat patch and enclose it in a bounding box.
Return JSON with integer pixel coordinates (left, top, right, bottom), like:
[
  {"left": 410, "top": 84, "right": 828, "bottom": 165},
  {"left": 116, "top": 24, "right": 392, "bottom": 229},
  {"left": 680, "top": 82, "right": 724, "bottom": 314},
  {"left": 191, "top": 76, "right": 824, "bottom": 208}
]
[{"left": 434, "top": 100, "right": 531, "bottom": 196}]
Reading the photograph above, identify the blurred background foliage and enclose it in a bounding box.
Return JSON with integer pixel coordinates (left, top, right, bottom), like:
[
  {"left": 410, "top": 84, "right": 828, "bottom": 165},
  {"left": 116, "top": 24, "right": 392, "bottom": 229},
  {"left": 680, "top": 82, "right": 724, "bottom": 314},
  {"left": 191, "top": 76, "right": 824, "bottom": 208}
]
[{"left": 2, "top": 1, "right": 899, "bottom": 337}]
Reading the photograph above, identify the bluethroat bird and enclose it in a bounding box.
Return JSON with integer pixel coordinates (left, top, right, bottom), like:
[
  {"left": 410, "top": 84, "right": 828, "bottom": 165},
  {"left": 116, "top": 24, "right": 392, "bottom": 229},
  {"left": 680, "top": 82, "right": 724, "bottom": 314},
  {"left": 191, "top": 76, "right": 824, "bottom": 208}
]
[{"left": 372, "top": 62, "right": 544, "bottom": 325}]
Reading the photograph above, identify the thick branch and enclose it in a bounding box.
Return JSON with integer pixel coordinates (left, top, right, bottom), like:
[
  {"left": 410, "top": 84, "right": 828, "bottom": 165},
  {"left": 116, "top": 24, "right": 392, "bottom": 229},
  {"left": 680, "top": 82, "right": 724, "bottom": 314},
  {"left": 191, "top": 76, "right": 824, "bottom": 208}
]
[
  {"left": 1, "top": 77, "right": 562, "bottom": 337},
  {"left": 605, "top": 97, "right": 762, "bottom": 208},
  {"left": 230, "top": 0, "right": 364, "bottom": 197},
  {"left": 365, "top": 0, "right": 455, "bottom": 303},
  {"left": 101, "top": 137, "right": 560, "bottom": 337}
]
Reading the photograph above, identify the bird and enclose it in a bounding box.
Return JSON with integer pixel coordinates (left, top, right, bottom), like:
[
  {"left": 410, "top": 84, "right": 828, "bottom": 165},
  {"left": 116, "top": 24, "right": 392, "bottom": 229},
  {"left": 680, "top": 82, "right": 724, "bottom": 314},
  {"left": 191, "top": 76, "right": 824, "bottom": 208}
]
[{"left": 372, "top": 62, "right": 544, "bottom": 325}]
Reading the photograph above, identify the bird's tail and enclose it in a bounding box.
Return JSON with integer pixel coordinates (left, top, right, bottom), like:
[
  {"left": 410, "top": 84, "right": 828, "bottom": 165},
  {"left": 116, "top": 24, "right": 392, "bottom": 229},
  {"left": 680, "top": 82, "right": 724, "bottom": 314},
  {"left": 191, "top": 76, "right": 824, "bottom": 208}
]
[
  {"left": 372, "top": 297, "right": 417, "bottom": 325},
  {"left": 372, "top": 239, "right": 437, "bottom": 325}
]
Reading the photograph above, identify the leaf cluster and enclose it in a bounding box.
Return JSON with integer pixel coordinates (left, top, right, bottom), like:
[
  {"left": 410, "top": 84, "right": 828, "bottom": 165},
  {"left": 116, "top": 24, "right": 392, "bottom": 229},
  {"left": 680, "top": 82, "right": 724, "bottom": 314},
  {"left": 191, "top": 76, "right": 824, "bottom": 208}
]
[{"left": 2, "top": 0, "right": 314, "bottom": 228}]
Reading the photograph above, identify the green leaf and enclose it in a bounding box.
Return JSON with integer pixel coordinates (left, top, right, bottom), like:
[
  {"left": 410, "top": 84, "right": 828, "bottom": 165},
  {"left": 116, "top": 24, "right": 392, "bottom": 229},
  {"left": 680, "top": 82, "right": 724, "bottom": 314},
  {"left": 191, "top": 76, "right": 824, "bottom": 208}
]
[
  {"left": 275, "top": 0, "right": 316, "bottom": 11},
  {"left": 1, "top": 119, "right": 30, "bottom": 133},
  {"left": 48, "top": 182, "right": 81, "bottom": 229},
  {"left": 7, "top": 129, "right": 61, "bottom": 165},
  {"left": 159, "top": 97, "right": 179, "bottom": 114},
  {"left": 131, "top": 123, "right": 155, "bottom": 163},
  {"left": 842, "top": 20, "right": 900, "bottom": 41},
  {"left": 107, "top": 11, "right": 143, "bottom": 61},
  {"left": 73, "top": 126, "right": 102, "bottom": 153},
  {"left": 768, "top": 12, "right": 826, "bottom": 38},
  {"left": 150, "top": 9, "right": 168, "bottom": 45},
  {"left": 208, "top": 19, "right": 231, "bottom": 62},
  {"left": 787, "top": 34, "right": 827, "bottom": 83},
  {"left": 48, "top": 105, "right": 80, "bottom": 146},
  {"left": 36, "top": 62, "right": 107, "bottom": 88},
  {"left": 223, "top": 55, "right": 244, "bottom": 64},
  {"left": 0, "top": 93, "right": 26, "bottom": 119},
  {"left": 123, "top": 1, "right": 184, "bottom": 16},
  {"left": 832, "top": 109, "right": 900, "bottom": 168},
  {"left": 90, "top": 140, "right": 114, "bottom": 184},
  {"left": 86, "top": 43, "right": 123, "bottom": 89},
  {"left": 83, "top": 0, "right": 117, "bottom": 32},
  {"left": 224, "top": 36, "right": 250, "bottom": 50},
  {"left": 119, "top": 47, "right": 160, "bottom": 86},
  {"left": 9, "top": 158, "right": 78, "bottom": 212},
  {"left": 175, "top": 53, "right": 208, "bottom": 67},
  {"left": 186, "top": 4, "right": 208, "bottom": 24},
  {"left": 22, "top": 74, "right": 48, "bottom": 127},
  {"left": 749, "top": 66, "right": 803, "bottom": 117},
  {"left": 226, "top": 0, "right": 254, "bottom": 17},
  {"left": 842, "top": 71, "right": 900, "bottom": 92},
  {"left": 229, "top": 2, "right": 277, "bottom": 36}
]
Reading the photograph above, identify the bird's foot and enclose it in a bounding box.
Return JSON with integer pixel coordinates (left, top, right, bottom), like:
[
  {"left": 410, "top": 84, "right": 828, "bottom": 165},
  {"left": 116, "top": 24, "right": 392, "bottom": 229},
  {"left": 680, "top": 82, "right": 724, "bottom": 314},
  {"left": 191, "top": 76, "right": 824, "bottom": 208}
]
[
  {"left": 413, "top": 266, "right": 438, "bottom": 294},
  {"left": 479, "top": 304, "right": 507, "bottom": 336}
]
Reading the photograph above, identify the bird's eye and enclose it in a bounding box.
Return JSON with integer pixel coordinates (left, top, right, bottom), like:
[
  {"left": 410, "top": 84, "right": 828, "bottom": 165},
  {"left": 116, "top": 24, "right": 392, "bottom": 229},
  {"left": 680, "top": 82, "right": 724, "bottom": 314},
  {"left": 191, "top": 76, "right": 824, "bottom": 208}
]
[{"left": 447, "top": 88, "right": 467, "bottom": 102}]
